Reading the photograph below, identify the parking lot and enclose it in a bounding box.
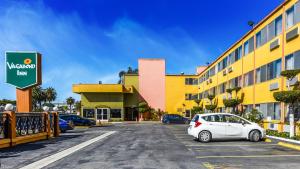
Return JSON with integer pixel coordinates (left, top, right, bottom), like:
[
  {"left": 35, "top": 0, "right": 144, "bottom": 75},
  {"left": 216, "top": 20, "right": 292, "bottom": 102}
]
[
  {"left": 167, "top": 124, "right": 300, "bottom": 169},
  {"left": 1, "top": 123, "right": 300, "bottom": 169}
]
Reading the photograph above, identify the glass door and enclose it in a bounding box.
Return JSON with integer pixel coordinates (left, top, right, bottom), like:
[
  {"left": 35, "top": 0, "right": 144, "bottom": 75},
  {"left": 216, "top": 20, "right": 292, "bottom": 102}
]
[{"left": 96, "top": 108, "right": 109, "bottom": 121}]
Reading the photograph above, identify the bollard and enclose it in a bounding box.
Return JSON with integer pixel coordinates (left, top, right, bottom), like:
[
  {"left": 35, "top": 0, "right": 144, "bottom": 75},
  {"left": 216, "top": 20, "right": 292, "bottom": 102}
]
[{"left": 290, "top": 114, "right": 295, "bottom": 138}]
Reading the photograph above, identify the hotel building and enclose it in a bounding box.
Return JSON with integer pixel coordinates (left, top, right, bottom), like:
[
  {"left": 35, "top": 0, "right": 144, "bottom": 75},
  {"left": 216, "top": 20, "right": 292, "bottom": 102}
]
[{"left": 73, "top": 0, "right": 300, "bottom": 132}]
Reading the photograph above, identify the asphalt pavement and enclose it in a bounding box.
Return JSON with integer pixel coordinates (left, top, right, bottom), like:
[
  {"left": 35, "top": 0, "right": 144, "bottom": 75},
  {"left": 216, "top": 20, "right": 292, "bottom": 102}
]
[{"left": 1, "top": 123, "right": 300, "bottom": 169}]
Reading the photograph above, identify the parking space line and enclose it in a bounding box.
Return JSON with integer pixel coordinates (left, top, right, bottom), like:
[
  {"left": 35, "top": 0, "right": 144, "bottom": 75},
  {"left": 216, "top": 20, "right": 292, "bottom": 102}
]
[
  {"left": 202, "top": 162, "right": 215, "bottom": 169},
  {"left": 186, "top": 143, "right": 278, "bottom": 147},
  {"left": 20, "top": 131, "right": 116, "bottom": 169},
  {"left": 196, "top": 154, "right": 300, "bottom": 159}
]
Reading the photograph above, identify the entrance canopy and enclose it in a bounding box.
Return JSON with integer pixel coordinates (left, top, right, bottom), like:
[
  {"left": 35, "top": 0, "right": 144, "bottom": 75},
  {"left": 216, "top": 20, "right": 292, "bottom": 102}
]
[{"left": 73, "top": 84, "right": 133, "bottom": 94}]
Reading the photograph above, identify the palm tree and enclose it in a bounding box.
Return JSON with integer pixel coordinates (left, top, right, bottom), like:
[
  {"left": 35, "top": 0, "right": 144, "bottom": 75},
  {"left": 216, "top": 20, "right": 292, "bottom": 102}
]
[
  {"left": 32, "top": 86, "right": 46, "bottom": 109},
  {"left": 66, "top": 97, "right": 75, "bottom": 113},
  {"left": 45, "top": 87, "right": 57, "bottom": 103}
]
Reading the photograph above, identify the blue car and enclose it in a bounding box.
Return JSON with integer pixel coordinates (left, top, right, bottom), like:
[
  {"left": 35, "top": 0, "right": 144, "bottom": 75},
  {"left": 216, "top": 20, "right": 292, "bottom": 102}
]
[
  {"left": 59, "top": 118, "right": 74, "bottom": 133},
  {"left": 162, "top": 114, "right": 189, "bottom": 124}
]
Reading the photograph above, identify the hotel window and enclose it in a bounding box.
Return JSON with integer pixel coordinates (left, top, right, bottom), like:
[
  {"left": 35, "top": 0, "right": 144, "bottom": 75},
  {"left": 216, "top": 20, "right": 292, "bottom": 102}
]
[
  {"left": 256, "top": 32, "right": 262, "bottom": 48},
  {"left": 244, "top": 41, "right": 249, "bottom": 55},
  {"left": 256, "top": 68, "right": 261, "bottom": 83},
  {"left": 235, "top": 45, "right": 243, "bottom": 61},
  {"left": 209, "top": 87, "right": 216, "bottom": 96},
  {"left": 219, "top": 83, "right": 226, "bottom": 94},
  {"left": 275, "top": 16, "right": 282, "bottom": 36},
  {"left": 209, "top": 66, "right": 216, "bottom": 77},
  {"left": 185, "top": 78, "right": 198, "bottom": 85},
  {"left": 223, "top": 57, "right": 228, "bottom": 68},
  {"left": 110, "top": 109, "right": 122, "bottom": 118},
  {"left": 286, "top": 6, "right": 294, "bottom": 29},
  {"left": 267, "top": 103, "right": 281, "bottom": 120},
  {"left": 285, "top": 54, "right": 294, "bottom": 70},
  {"left": 83, "top": 109, "right": 95, "bottom": 118},
  {"left": 244, "top": 71, "right": 254, "bottom": 86},
  {"left": 218, "top": 61, "right": 223, "bottom": 72},
  {"left": 275, "top": 59, "right": 282, "bottom": 78}
]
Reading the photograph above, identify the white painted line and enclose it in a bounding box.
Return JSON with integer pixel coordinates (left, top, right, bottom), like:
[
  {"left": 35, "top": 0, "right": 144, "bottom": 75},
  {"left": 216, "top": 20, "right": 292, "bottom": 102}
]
[
  {"left": 20, "top": 131, "right": 116, "bottom": 169},
  {"left": 186, "top": 144, "right": 278, "bottom": 147},
  {"left": 196, "top": 154, "right": 300, "bottom": 159},
  {"left": 267, "top": 135, "right": 300, "bottom": 144}
]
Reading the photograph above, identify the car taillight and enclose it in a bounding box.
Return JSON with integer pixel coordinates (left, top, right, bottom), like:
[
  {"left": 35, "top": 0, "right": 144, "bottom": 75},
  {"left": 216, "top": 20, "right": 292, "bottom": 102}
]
[{"left": 195, "top": 121, "right": 201, "bottom": 128}]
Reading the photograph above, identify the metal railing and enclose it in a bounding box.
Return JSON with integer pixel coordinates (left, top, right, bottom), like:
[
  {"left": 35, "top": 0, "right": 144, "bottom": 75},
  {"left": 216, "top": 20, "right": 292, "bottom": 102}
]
[
  {"left": 15, "top": 113, "right": 46, "bottom": 137},
  {"left": 0, "top": 111, "right": 60, "bottom": 149},
  {"left": 0, "top": 113, "right": 9, "bottom": 139}
]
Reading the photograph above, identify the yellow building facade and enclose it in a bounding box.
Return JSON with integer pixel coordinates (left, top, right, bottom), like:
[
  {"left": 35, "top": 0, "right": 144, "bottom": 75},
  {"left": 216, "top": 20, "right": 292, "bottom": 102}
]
[{"left": 73, "top": 1, "right": 300, "bottom": 132}]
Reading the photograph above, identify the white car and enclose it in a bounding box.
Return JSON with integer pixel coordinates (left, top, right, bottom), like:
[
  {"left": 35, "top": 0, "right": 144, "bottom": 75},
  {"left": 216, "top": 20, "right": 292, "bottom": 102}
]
[{"left": 187, "top": 113, "right": 266, "bottom": 142}]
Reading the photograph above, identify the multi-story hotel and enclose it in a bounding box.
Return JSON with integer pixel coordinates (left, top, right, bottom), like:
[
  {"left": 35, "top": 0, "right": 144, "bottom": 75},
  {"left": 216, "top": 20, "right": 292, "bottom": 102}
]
[{"left": 73, "top": 0, "right": 300, "bottom": 131}]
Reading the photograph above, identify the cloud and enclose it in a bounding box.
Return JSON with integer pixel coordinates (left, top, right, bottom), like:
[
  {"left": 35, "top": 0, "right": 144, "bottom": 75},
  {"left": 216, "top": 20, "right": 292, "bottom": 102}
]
[{"left": 0, "top": 1, "right": 209, "bottom": 102}]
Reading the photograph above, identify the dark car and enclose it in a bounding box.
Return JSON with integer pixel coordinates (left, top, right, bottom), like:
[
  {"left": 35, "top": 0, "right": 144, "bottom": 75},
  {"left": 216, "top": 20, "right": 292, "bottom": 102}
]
[
  {"left": 162, "top": 114, "right": 189, "bottom": 124},
  {"left": 59, "top": 118, "right": 74, "bottom": 132},
  {"left": 59, "top": 114, "right": 96, "bottom": 126}
]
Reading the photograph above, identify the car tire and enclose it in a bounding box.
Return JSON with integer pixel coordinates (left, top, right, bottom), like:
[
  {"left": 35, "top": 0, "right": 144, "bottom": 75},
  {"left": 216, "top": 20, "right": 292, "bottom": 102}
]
[
  {"left": 249, "top": 130, "right": 261, "bottom": 142},
  {"left": 198, "top": 131, "right": 212, "bottom": 143}
]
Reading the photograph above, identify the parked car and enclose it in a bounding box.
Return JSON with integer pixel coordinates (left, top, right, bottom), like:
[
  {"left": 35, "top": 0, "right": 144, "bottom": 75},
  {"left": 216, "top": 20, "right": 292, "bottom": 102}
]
[
  {"left": 162, "top": 114, "right": 189, "bottom": 124},
  {"left": 59, "top": 118, "right": 74, "bottom": 133},
  {"left": 188, "top": 113, "right": 266, "bottom": 143},
  {"left": 59, "top": 114, "right": 96, "bottom": 126}
]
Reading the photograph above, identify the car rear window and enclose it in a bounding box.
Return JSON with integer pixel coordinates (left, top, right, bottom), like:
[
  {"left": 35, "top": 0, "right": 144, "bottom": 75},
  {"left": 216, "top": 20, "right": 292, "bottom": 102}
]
[{"left": 191, "top": 115, "right": 199, "bottom": 122}]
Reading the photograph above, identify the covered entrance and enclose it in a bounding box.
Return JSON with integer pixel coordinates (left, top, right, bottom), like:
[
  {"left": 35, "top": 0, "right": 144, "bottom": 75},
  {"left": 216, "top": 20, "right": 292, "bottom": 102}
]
[
  {"left": 96, "top": 108, "right": 109, "bottom": 122},
  {"left": 124, "top": 107, "right": 138, "bottom": 121}
]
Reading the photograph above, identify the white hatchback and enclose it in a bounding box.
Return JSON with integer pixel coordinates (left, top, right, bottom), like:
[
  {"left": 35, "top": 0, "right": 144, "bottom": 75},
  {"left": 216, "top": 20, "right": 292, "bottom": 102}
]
[{"left": 187, "top": 113, "right": 266, "bottom": 142}]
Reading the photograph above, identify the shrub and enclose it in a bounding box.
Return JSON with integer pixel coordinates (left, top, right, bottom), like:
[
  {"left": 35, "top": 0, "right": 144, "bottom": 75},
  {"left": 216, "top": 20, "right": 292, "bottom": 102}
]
[{"left": 205, "top": 104, "right": 217, "bottom": 111}]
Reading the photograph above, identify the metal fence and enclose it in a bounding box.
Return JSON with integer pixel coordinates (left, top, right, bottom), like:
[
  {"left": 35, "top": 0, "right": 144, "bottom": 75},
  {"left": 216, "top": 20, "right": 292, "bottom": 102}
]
[
  {"left": 0, "top": 113, "right": 8, "bottom": 139},
  {"left": 15, "top": 113, "right": 46, "bottom": 137}
]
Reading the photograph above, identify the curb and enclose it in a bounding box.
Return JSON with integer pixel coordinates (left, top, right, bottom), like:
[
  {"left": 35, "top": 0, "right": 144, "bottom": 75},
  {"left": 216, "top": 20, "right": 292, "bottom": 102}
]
[{"left": 267, "top": 135, "right": 300, "bottom": 151}]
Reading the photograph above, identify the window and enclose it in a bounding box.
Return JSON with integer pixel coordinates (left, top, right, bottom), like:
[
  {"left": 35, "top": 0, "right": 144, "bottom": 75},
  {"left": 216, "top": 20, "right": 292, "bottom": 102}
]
[
  {"left": 275, "top": 59, "right": 282, "bottom": 78},
  {"left": 185, "top": 78, "right": 198, "bottom": 85},
  {"left": 275, "top": 15, "right": 283, "bottom": 36},
  {"left": 185, "top": 94, "right": 197, "bottom": 100},
  {"left": 223, "top": 57, "right": 228, "bottom": 68},
  {"left": 256, "top": 32, "right": 262, "bottom": 48},
  {"left": 286, "top": 6, "right": 294, "bottom": 29},
  {"left": 83, "top": 109, "right": 95, "bottom": 118},
  {"left": 209, "top": 66, "right": 216, "bottom": 77},
  {"left": 267, "top": 103, "right": 281, "bottom": 120},
  {"left": 235, "top": 45, "right": 243, "bottom": 60},
  {"left": 267, "top": 62, "right": 274, "bottom": 80},
  {"left": 285, "top": 54, "right": 294, "bottom": 70},
  {"left": 209, "top": 87, "right": 216, "bottom": 95},
  {"left": 261, "top": 65, "right": 267, "bottom": 82},
  {"left": 110, "top": 109, "right": 122, "bottom": 118},
  {"left": 185, "top": 110, "right": 191, "bottom": 118},
  {"left": 219, "top": 83, "right": 226, "bottom": 94},
  {"left": 256, "top": 68, "right": 261, "bottom": 83},
  {"left": 203, "top": 115, "right": 224, "bottom": 122},
  {"left": 244, "top": 71, "right": 254, "bottom": 86},
  {"left": 244, "top": 41, "right": 249, "bottom": 55}
]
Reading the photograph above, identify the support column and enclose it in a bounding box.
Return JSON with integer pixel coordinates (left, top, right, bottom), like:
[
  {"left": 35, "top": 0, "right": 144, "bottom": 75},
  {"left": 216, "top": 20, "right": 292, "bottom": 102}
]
[{"left": 16, "top": 88, "right": 32, "bottom": 112}]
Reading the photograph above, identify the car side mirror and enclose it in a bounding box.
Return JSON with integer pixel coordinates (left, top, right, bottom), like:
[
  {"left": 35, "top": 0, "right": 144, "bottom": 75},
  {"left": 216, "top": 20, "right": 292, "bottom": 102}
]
[{"left": 242, "top": 121, "right": 246, "bottom": 126}]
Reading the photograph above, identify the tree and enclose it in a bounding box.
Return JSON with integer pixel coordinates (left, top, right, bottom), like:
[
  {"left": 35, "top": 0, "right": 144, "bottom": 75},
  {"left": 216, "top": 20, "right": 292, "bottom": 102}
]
[
  {"left": 75, "top": 101, "right": 81, "bottom": 113},
  {"left": 32, "top": 86, "right": 46, "bottom": 110},
  {"left": 205, "top": 95, "right": 217, "bottom": 112},
  {"left": 66, "top": 97, "right": 75, "bottom": 113},
  {"left": 45, "top": 87, "right": 57, "bottom": 103},
  {"left": 223, "top": 87, "right": 244, "bottom": 114}
]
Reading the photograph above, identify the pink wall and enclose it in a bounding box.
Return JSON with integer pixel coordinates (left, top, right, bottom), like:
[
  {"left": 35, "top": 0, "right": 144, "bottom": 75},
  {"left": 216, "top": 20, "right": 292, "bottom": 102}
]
[
  {"left": 196, "top": 66, "right": 207, "bottom": 75},
  {"left": 138, "top": 59, "right": 165, "bottom": 111}
]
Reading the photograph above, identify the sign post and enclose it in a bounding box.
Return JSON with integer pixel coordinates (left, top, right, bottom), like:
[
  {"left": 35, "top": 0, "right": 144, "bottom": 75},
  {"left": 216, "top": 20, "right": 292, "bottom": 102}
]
[{"left": 5, "top": 52, "right": 42, "bottom": 112}]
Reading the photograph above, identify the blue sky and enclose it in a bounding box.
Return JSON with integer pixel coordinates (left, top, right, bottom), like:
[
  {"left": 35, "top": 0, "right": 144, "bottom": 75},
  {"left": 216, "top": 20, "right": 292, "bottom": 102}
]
[{"left": 0, "top": 0, "right": 282, "bottom": 102}]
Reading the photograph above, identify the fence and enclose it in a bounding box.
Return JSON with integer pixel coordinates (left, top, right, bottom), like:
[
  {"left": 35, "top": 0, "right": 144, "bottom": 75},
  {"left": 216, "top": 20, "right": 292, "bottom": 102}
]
[
  {"left": 262, "top": 120, "right": 300, "bottom": 135},
  {"left": 0, "top": 111, "right": 59, "bottom": 149}
]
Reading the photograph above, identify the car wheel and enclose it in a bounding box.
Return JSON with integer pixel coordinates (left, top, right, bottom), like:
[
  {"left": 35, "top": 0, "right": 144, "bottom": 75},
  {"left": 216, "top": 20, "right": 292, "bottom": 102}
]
[
  {"left": 198, "top": 131, "right": 211, "bottom": 143},
  {"left": 249, "top": 130, "right": 261, "bottom": 142}
]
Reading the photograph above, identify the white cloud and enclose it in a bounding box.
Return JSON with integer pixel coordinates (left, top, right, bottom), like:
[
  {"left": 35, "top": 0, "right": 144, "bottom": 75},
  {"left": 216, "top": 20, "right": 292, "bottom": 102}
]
[{"left": 0, "top": 1, "right": 209, "bottom": 102}]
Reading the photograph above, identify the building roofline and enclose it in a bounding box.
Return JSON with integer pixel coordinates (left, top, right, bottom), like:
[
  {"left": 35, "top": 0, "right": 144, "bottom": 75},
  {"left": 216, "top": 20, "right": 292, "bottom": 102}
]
[{"left": 199, "top": 0, "right": 288, "bottom": 76}]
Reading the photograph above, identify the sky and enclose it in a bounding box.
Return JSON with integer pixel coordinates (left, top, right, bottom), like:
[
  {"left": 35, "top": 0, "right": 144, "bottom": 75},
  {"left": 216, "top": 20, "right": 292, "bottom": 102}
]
[{"left": 0, "top": 0, "right": 283, "bottom": 102}]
